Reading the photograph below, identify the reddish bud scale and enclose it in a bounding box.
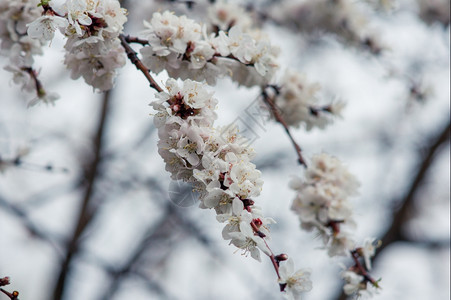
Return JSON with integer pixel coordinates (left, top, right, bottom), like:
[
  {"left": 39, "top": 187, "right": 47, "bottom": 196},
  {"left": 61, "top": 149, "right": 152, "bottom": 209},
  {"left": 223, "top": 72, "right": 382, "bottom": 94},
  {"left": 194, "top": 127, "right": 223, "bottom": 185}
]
[
  {"left": 327, "top": 220, "right": 343, "bottom": 236},
  {"left": 253, "top": 218, "right": 263, "bottom": 227},
  {"left": 0, "top": 277, "right": 10, "bottom": 286},
  {"left": 167, "top": 94, "right": 199, "bottom": 119},
  {"left": 185, "top": 41, "right": 195, "bottom": 56},
  {"left": 275, "top": 254, "right": 289, "bottom": 262},
  {"left": 242, "top": 199, "right": 255, "bottom": 207},
  {"left": 85, "top": 14, "right": 108, "bottom": 36},
  {"left": 172, "top": 104, "right": 181, "bottom": 112},
  {"left": 279, "top": 282, "right": 287, "bottom": 292}
]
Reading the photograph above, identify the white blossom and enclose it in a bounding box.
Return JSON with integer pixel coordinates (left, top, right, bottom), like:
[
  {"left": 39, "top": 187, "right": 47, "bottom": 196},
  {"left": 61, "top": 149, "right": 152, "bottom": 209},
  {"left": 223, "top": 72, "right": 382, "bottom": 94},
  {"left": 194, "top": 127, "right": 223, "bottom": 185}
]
[
  {"left": 64, "top": 39, "right": 125, "bottom": 91},
  {"left": 228, "top": 221, "right": 271, "bottom": 261},
  {"left": 278, "top": 258, "right": 313, "bottom": 300},
  {"left": 27, "top": 15, "right": 68, "bottom": 41},
  {"left": 360, "top": 238, "right": 379, "bottom": 270},
  {"left": 342, "top": 270, "right": 365, "bottom": 295},
  {"left": 28, "top": 91, "right": 59, "bottom": 107}
]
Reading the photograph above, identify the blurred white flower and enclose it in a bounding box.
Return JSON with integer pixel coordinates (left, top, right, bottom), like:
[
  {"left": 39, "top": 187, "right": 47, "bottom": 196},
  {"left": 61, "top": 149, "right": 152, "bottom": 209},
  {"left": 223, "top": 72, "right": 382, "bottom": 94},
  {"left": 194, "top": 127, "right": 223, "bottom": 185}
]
[
  {"left": 360, "top": 238, "right": 379, "bottom": 270},
  {"left": 342, "top": 270, "right": 365, "bottom": 295}
]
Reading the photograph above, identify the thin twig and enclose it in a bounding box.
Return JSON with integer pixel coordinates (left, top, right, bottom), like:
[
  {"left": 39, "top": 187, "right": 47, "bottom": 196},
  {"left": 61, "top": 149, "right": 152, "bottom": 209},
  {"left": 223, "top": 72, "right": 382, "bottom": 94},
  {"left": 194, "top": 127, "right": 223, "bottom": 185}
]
[
  {"left": 119, "top": 34, "right": 163, "bottom": 93},
  {"left": 0, "top": 288, "right": 19, "bottom": 300},
  {"left": 123, "top": 35, "right": 149, "bottom": 46},
  {"left": 21, "top": 67, "right": 45, "bottom": 99},
  {"left": 0, "top": 195, "right": 63, "bottom": 255},
  {"left": 376, "top": 121, "right": 450, "bottom": 256},
  {"left": 261, "top": 91, "right": 307, "bottom": 167}
]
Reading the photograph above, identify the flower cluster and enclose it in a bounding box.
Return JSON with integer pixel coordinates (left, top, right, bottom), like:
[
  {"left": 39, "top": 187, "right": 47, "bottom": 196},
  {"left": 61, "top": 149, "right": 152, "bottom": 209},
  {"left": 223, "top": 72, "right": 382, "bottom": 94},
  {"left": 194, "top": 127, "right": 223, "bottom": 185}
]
[
  {"left": 290, "top": 153, "right": 360, "bottom": 256},
  {"left": 363, "top": 0, "right": 397, "bottom": 12},
  {"left": 0, "top": 0, "right": 57, "bottom": 105},
  {"left": 417, "top": 0, "right": 450, "bottom": 26},
  {"left": 290, "top": 153, "right": 380, "bottom": 296},
  {"left": 27, "top": 0, "right": 127, "bottom": 91},
  {"left": 341, "top": 238, "right": 381, "bottom": 297},
  {"left": 269, "top": 0, "right": 383, "bottom": 53},
  {"left": 139, "top": 10, "right": 279, "bottom": 87},
  {"left": 152, "top": 78, "right": 311, "bottom": 297},
  {"left": 207, "top": 1, "right": 253, "bottom": 32},
  {"left": 270, "top": 70, "right": 345, "bottom": 130}
]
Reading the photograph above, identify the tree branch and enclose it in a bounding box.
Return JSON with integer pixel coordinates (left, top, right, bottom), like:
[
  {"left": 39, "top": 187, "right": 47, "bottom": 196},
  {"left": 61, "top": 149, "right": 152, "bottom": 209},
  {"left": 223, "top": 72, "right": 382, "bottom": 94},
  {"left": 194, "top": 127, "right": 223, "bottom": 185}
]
[
  {"left": 261, "top": 90, "right": 307, "bottom": 167},
  {"left": 336, "top": 120, "right": 450, "bottom": 300},
  {"left": 119, "top": 34, "right": 163, "bottom": 93},
  {"left": 376, "top": 121, "right": 450, "bottom": 256},
  {"left": 52, "top": 90, "right": 112, "bottom": 300}
]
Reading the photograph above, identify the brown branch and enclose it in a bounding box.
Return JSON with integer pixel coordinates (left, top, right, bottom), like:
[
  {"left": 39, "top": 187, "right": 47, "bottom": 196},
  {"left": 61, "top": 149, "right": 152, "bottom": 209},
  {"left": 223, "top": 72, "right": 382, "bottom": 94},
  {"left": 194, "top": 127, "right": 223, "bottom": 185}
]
[
  {"left": 52, "top": 90, "right": 112, "bottom": 300},
  {"left": 336, "top": 120, "right": 450, "bottom": 300},
  {"left": 261, "top": 91, "right": 307, "bottom": 167},
  {"left": 350, "top": 250, "right": 378, "bottom": 287},
  {"left": 122, "top": 35, "right": 149, "bottom": 46},
  {"left": 118, "top": 34, "right": 163, "bottom": 93},
  {"left": 376, "top": 120, "right": 450, "bottom": 256},
  {"left": 21, "top": 67, "right": 45, "bottom": 98}
]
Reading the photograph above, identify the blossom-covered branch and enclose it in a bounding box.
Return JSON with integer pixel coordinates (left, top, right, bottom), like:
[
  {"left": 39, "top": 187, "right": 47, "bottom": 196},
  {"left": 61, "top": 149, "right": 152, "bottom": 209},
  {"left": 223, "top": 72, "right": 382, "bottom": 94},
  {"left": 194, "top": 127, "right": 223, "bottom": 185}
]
[
  {"left": 136, "top": 10, "right": 279, "bottom": 87},
  {"left": 116, "top": 19, "right": 313, "bottom": 294},
  {"left": 3, "top": 0, "right": 389, "bottom": 299},
  {"left": 0, "top": 0, "right": 56, "bottom": 105},
  {"left": 118, "top": 34, "right": 163, "bottom": 92},
  {"left": 290, "top": 153, "right": 381, "bottom": 297},
  {"left": 26, "top": 0, "right": 128, "bottom": 92},
  {"left": 261, "top": 88, "right": 308, "bottom": 167}
]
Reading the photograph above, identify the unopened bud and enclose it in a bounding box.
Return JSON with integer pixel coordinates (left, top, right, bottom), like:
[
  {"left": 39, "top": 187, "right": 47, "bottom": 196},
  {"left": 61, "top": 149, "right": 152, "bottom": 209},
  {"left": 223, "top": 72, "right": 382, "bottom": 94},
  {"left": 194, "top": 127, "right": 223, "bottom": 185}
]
[
  {"left": 275, "top": 253, "right": 288, "bottom": 262},
  {"left": 242, "top": 199, "right": 254, "bottom": 207},
  {"left": 0, "top": 276, "right": 10, "bottom": 286},
  {"left": 253, "top": 218, "right": 263, "bottom": 227}
]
